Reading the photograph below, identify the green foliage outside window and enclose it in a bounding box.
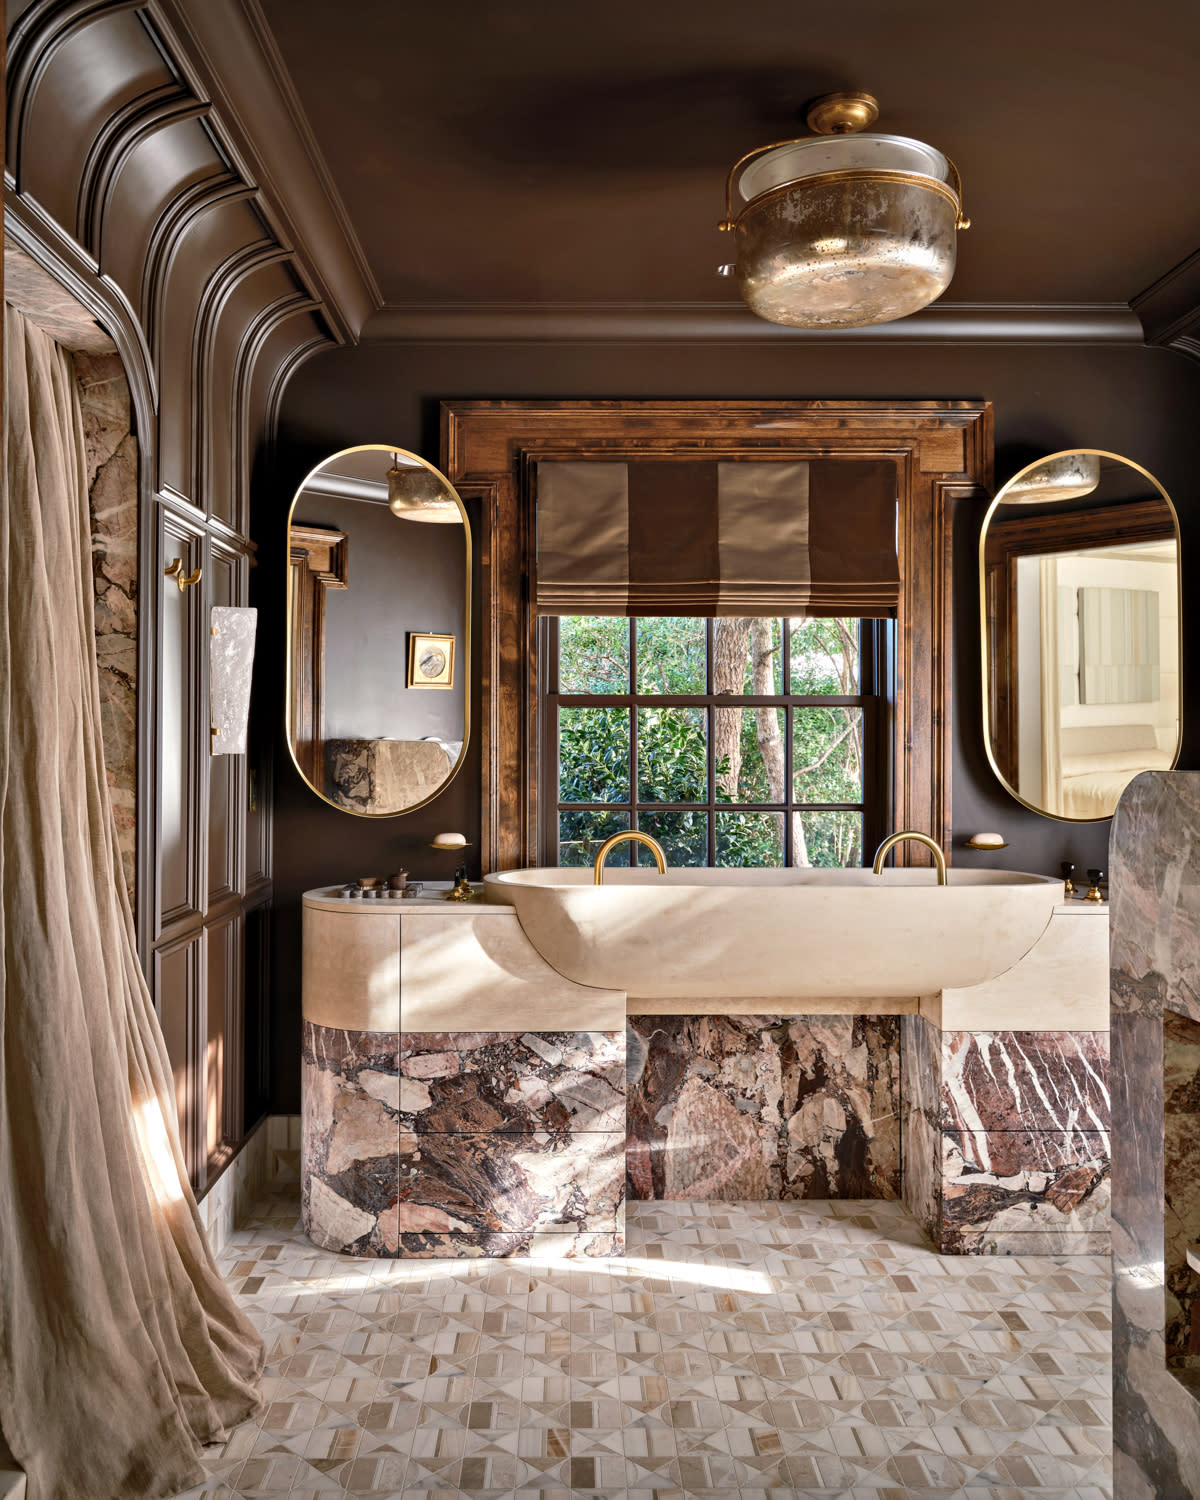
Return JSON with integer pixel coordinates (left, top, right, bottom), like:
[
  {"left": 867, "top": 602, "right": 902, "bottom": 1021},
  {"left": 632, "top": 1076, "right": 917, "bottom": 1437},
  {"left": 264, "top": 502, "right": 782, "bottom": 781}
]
[{"left": 555, "top": 616, "right": 868, "bottom": 868}]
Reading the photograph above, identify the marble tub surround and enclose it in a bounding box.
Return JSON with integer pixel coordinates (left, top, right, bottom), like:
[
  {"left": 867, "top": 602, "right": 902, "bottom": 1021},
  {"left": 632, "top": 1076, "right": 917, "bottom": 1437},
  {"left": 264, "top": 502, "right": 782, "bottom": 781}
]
[
  {"left": 1111, "top": 772, "right": 1200, "bottom": 1498},
  {"left": 626, "top": 1014, "right": 901, "bottom": 1201},
  {"left": 902, "top": 1014, "right": 1110, "bottom": 1256},
  {"left": 485, "top": 865, "right": 1064, "bottom": 1000},
  {"left": 302, "top": 1021, "right": 626, "bottom": 1258}
]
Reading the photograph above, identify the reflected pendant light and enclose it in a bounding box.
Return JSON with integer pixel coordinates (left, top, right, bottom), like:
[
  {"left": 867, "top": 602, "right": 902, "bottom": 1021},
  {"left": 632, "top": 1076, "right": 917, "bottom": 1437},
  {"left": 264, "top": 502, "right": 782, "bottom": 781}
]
[
  {"left": 386, "top": 453, "right": 462, "bottom": 523},
  {"left": 718, "top": 91, "right": 970, "bottom": 330},
  {"left": 1001, "top": 452, "right": 1102, "bottom": 504}
]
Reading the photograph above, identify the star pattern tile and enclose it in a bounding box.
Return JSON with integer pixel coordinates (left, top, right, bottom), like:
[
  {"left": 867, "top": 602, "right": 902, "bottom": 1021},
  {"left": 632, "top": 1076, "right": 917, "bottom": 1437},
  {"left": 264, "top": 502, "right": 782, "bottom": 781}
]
[{"left": 172, "top": 1188, "right": 1111, "bottom": 1499}]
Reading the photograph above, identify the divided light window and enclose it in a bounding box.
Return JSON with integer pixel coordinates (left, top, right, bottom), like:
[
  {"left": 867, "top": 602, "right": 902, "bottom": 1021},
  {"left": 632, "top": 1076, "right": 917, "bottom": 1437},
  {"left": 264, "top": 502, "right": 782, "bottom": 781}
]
[{"left": 542, "top": 617, "right": 888, "bottom": 869}]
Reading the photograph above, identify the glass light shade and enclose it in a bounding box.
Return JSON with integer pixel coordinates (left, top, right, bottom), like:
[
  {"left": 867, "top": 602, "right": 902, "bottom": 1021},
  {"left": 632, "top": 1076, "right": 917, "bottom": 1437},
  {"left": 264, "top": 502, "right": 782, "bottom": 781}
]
[
  {"left": 387, "top": 457, "right": 462, "bottom": 523},
  {"left": 737, "top": 133, "right": 950, "bottom": 200},
  {"left": 1001, "top": 452, "right": 1103, "bottom": 505},
  {"left": 728, "top": 131, "right": 963, "bottom": 330}
]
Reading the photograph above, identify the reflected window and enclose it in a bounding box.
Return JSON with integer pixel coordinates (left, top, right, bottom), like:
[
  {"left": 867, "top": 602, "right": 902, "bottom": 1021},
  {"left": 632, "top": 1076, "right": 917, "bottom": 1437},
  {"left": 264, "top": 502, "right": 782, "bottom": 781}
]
[{"left": 543, "top": 617, "right": 887, "bottom": 868}]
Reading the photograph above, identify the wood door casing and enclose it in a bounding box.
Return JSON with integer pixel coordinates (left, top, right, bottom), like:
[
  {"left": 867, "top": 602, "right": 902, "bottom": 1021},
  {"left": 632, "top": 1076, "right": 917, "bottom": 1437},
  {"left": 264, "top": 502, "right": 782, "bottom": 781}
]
[
  {"left": 442, "top": 399, "right": 993, "bottom": 873},
  {"left": 287, "top": 525, "right": 349, "bottom": 792}
]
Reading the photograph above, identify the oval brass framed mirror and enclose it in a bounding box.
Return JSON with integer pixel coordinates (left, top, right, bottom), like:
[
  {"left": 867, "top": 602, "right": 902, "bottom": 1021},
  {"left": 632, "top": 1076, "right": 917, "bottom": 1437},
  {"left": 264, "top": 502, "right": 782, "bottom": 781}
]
[
  {"left": 286, "top": 444, "right": 470, "bottom": 816},
  {"left": 980, "top": 449, "right": 1180, "bottom": 822}
]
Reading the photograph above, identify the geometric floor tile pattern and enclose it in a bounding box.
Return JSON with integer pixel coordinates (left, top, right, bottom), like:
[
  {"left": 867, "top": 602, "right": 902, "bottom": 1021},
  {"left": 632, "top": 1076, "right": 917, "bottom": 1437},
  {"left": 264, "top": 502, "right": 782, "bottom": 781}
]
[{"left": 174, "top": 1188, "right": 1112, "bottom": 1500}]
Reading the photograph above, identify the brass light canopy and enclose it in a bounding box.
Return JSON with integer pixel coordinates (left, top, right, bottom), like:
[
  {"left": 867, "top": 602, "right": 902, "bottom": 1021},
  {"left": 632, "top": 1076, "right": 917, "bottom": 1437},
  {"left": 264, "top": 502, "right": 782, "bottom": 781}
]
[
  {"left": 719, "top": 90, "right": 969, "bottom": 331},
  {"left": 386, "top": 452, "right": 462, "bottom": 523}
]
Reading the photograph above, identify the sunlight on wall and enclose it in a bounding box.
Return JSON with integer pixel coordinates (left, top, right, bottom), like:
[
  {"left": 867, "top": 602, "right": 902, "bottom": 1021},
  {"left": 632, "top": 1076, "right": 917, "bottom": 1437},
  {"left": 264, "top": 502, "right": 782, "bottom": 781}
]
[{"left": 135, "top": 1095, "right": 187, "bottom": 1205}]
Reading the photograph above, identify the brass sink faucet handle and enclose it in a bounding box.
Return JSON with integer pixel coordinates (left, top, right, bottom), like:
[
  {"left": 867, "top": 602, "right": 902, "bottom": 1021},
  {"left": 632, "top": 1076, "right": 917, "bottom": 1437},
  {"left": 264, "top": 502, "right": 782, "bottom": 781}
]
[{"left": 872, "top": 830, "right": 948, "bottom": 886}]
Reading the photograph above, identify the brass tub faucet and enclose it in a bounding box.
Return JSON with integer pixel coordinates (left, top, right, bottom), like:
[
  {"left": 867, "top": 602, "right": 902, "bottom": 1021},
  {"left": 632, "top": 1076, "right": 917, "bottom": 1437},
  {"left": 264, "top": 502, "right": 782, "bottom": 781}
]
[
  {"left": 872, "top": 831, "right": 948, "bottom": 886},
  {"left": 593, "top": 831, "right": 668, "bottom": 885}
]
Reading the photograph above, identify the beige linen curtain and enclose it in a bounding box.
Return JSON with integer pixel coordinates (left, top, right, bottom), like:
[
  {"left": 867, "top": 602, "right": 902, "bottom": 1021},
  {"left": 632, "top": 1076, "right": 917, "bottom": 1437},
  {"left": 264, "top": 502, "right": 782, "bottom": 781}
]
[{"left": 0, "top": 308, "right": 263, "bottom": 1500}]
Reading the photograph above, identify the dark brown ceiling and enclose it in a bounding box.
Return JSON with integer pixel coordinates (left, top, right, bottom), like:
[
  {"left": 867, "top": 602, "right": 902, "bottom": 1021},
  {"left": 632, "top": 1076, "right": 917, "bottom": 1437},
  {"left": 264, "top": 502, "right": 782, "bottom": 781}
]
[{"left": 259, "top": 0, "right": 1200, "bottom": 309}]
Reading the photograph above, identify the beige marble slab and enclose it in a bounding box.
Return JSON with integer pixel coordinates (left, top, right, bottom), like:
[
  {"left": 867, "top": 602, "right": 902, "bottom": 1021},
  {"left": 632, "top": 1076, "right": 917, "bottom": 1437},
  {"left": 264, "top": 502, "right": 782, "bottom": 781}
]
[
  {"left": 399, "top": 912, "right": 625, "bottom": 1032},
  {"left": 302, "top": 905, "right": 400, "bottom": 1031},
  {"left": 627, "top": 994, "right": 922, "bottom": 1015},
  {"left": 927, "top": 904, "right": 1109, "bottom": 1032}
]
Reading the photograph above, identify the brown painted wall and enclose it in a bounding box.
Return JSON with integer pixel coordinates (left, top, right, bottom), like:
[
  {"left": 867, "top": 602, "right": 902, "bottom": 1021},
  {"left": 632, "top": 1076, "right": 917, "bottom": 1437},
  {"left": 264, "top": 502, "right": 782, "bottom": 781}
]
[{"left": 262, "top": 337, "right": 1200, "bottom": 1110}]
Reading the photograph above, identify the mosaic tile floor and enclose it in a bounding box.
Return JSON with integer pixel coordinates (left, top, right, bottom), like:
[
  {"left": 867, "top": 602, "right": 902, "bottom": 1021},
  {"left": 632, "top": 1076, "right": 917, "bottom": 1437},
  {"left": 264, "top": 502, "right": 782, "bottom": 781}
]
[{"left": 175, "top": 1188, "right": 1112, "bottom": 1500}]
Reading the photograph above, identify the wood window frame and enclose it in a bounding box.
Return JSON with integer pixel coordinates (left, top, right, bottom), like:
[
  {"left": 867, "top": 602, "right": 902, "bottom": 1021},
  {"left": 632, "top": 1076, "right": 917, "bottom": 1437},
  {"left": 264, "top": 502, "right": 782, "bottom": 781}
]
[
  {"left": 538, "top": 617, "right": 890, "bottom": 869},
  {"left": 441, "top": 399, "right": 993, "bottom": 872}
]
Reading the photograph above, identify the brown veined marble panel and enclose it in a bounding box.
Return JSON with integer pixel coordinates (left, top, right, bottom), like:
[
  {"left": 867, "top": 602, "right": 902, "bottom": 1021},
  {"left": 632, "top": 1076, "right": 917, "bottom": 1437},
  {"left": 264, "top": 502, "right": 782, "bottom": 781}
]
[
  {"left": 941, "top": 1030, "right": 1110, "bottom": 1136},
  {"left": 77, "top": 352, "right": 138, "bottom": 909},
  {"left": 626, "top": 1015, "right": 901, "bottom": 1201},
  {"left": 900, "top": 1013, "right": 942, "bottom": 1246},
  {"left": 1164, "top": 1007, "right": 1200, "bottom": 1379},
  {"left": 301, "top": 1022, "right": 399, "bottom": 1256},
  {"left": 394, "top": 1129, "right": 625, "bottom": 1254},
  {"left": 397, "top": 1031, "right": 625, "bottom": 1135},
  {"left": 941, "top": 1129, "right": 1110, "bottom": 1254}
]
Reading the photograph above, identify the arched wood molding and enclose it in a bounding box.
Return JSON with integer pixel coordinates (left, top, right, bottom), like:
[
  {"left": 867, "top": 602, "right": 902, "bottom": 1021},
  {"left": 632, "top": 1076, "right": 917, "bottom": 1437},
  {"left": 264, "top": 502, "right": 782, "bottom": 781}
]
[
  {"left": 442, "top": 399, "right": 993, "bottom": 873},
  {"left": 4, "top": 0, "right": 376, "bottom": 1188}
]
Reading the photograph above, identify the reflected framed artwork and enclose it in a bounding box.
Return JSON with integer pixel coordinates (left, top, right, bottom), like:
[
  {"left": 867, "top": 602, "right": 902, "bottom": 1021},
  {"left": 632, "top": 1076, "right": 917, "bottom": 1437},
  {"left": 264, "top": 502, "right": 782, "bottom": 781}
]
[{"left": 408, "top": 631, "right": 456, "bottom": 689}]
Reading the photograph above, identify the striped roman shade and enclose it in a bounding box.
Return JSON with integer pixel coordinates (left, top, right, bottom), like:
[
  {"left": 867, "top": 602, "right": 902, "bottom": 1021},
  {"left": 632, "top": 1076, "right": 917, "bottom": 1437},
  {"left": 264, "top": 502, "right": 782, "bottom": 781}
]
[{"left": 535, "top": 458, "right": 900, "bottom": 616}]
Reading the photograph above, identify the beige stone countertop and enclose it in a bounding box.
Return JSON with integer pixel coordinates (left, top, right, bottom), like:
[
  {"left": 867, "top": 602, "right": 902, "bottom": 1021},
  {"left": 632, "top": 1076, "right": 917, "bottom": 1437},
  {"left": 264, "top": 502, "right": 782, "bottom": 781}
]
[{"left": 303, "top": 883, "right": 499, "bottom": 913}]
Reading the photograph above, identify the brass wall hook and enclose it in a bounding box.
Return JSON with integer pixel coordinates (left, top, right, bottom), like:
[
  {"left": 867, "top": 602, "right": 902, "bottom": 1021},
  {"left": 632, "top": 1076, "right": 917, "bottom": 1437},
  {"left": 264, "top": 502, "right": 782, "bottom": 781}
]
[{"left": 164, "top": 557, "right": 202, "bottom": 592}]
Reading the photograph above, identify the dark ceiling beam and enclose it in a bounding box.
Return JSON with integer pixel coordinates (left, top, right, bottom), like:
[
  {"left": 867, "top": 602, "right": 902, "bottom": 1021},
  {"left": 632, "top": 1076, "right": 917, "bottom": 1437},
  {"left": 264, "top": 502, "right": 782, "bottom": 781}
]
[
  {"left": 361, "top": 301, "right": 1144, "bottom": 346},
  {"left": 1133, "top": 248, "right": 1200, "bottom": 363},
  {"left": 150, "top": 0, "right": 380, "bottom": 344}
]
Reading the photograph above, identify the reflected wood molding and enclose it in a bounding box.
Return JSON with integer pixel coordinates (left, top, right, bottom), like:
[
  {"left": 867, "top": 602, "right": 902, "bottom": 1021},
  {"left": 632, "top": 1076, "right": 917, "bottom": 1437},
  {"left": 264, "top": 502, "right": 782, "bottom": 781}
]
[
  {"left": 983, "top": 497, "right": 1177, "bottom": 793},
  {"left": 443, "top": 399, "right": 992, "bottom": 873},
  {"left": 288, "top": 526, "right": 349, "bottom": 792}
]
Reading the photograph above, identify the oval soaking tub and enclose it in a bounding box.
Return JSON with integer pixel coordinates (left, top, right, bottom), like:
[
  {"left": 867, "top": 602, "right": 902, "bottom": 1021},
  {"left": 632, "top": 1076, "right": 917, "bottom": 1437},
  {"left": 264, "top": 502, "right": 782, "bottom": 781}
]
[{"left": 484, "top": 866, "right": 1063, "bottom": 1000}]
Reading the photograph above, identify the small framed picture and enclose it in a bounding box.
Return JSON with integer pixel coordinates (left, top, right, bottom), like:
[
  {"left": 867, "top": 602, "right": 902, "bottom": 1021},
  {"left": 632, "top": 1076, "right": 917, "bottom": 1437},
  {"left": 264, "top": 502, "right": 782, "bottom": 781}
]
[{"left": 408, "top": 631, "right": 456, "bottom": 689}]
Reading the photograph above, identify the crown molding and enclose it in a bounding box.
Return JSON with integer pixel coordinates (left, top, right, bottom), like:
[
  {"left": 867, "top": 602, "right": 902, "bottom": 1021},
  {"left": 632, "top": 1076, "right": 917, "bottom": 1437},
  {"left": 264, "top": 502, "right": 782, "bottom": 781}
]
[
  {"left": 149, "top": 0, "right": 381, "bottom": 343},
  {"left": 1133, "top": 248, "right": 1200, "bottom": 361},
  {"left": 361, "top": 300, "right": 1145, "bottom": 346}
]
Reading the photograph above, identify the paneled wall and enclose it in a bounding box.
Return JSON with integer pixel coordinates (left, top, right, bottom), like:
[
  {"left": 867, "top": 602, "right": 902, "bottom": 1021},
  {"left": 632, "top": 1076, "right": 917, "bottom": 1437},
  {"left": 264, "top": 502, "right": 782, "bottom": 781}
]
[{"left": 4, "top": 0, "right": 375, "bottom": 1188}]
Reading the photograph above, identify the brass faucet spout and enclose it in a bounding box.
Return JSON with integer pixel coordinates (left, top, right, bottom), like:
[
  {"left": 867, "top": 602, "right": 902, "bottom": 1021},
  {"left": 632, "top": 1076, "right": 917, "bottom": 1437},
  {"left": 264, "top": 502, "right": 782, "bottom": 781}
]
[
  {"left": 593, "top": 831, "right": 668, "bottom": 885},
  {"left": 872, "top": 830, "right": 948, "bottom": 886}
]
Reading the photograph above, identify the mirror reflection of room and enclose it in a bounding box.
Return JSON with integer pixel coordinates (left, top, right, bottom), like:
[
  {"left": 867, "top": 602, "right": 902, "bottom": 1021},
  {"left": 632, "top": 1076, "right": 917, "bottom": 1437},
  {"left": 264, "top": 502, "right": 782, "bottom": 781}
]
[
  {"left": 983, "top": 451, "right": 1179, "bottom": 820},
  {"left": 286, "top": 444, "right": 468, "bottom": 816}
]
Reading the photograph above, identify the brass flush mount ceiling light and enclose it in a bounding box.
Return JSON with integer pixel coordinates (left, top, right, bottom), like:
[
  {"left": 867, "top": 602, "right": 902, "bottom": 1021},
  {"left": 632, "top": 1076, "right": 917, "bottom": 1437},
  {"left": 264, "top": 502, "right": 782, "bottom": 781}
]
[{"left": 719, "top": 90, "right": 970, "bottom": 329}]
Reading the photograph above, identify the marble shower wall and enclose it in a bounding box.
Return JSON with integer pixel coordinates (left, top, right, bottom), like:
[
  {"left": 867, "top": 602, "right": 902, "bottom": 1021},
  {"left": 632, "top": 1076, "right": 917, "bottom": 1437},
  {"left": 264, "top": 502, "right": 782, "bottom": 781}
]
[
  {"left": 302, "top": 1021, "right": 626, "bottom": 1258},
  {"left": 1111, "top": 772, "right": 1200, "bottom": 1499},
  {"left": 76, "top": 351, "right": 137, "bottom": 908},
  {"left": 625, "top": 1014, "right": 901, "bottom": 1201}
]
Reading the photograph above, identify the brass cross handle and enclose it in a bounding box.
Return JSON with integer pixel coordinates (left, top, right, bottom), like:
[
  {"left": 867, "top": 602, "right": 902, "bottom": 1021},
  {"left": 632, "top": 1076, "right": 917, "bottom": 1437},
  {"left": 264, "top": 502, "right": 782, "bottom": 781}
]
[{"left": 164, "top": 557, "right": 203, "bottom": 592}]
